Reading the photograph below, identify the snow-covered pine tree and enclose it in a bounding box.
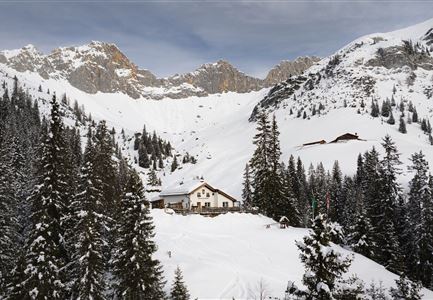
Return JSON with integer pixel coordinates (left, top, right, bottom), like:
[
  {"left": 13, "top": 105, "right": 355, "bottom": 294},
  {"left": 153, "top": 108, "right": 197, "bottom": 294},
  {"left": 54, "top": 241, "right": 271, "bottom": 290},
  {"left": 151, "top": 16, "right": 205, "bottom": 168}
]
[
  {"left": 171, "top": 155, "right": 178, "bottom": 172},
  {"left": 69, "top": 130, "right": 107, "bottom": 299},
  {"left": 280, "top": 163, "right": 301, "bottom": 226},
  {"left": 241, "top": 163, "right": 253, "bottom": 210},
  {"left": 112, "top": 169, "right": 165, "bottom": 299},
  {"left": 170, "top": 266, "right": 190, "bottom": 300},
  {"left": 250, "top": 109, "right": 271, "bottom": 214},
  {"left": 0, "top": 141, "right": 20, "bottom": 296},
  {"left": 417, "top": 174, "right": 433, "bottom": 288},
  {"left": 11, "top": 95, "right": 70, "bottom": 299},
  {"left": 329, "top": 161, "right": 343, "bottom": 224},
  {"left": 94, "top": 120, "right": 119, "bottom": 213},
  {"left": 398, "top": 116, "right": 407, "bottom": 134},
  {"left": 266, "top": 115, "right": 290, "bottom": 221},
  {"left": 362, "top": 147, "right": 383, "bottom": 261},
  {"left": 287, "top": 214, "right": 352, "bottom": 300},
  {"left": 348, "top": 202, "right": 375, "bottom": 258},
  {"left": 147, "top": 167, "right": 160, "bottom": 186},
  {"left": 365, "top": 281, "right": 388, "bottom": 300},
  {"left": 377, "top": 136, "right": 404, "bottom": 273},
  {"left": 389, "top": 275, "right": 422, "bottom": 300},
  {"left": 387, "top": 111, "right": 395, "bottom": 125},
  {"left": 405, "top": 151, "right": 432, "bottom": 284},
  {"left": 296, "top": 157, "right": 310, "bottom": 227}
]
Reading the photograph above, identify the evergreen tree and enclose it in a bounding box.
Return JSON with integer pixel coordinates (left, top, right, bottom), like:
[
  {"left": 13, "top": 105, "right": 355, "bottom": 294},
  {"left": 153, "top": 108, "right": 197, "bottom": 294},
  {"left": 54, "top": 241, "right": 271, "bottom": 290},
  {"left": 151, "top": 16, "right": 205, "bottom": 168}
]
[
  {"left": 138, "top": 142, "right": 150, "bottom": 168},
  {"left": 250, "top": 110, "right": 271, "bottom": 213},
  {"left": 147, "top": 167, "right": 160, "bottom": 186},
  {"left": 365, "top": 281, "right": 388, "bottom": 300},
  {"left": 11, "top": 95, "right": 70, "bottom": 299},
  {"left": 69, "top": 132, "right": 106, "bottom": 300},
  {"left": 389, "top": 275, "right": 422, "bottom": 300},
  {"left": 348, "top": 203, "right": 375, "bottom": 258},
  {"left": 398, "top": 117, "right": 407, "bottom": 134},
  {"left": 170, "top": 266, "right": 190, "bottom": 300},
  {"left": 93, "top": 120, "right": 119, "bottom": 217},
  {"left": 241, "top": 163, "right": 253, "bottom": 209},
  {"left": 377, "top": 136, "right": 404, "bottom": 273},
  {"left": 171, "top": 155, "right": 178, "bottom": 172},
  {"left": 113, "top": 170, "right": 165, "bottom": 299},
  {"left": 371, "top": 100, "right": 379, "bottom": 117},
  {"left": 387, "top": 111, "right": 395, "bottom": 125},
  {"left": 287, "top": 214, "right": 352, "bottom": 300},
  {"left": 405, "top": 151, "right": 432, "bottom": 283},
  {"left": 412, "top": 107, "right": 418, "bottom": 123}
]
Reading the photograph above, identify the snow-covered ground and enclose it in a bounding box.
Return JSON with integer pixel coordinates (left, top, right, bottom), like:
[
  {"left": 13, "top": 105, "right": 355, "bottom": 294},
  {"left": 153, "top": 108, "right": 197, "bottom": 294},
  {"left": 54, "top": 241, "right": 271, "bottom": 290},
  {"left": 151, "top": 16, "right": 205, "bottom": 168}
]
[{"left": 152, "top": 210, "right": 433, "bottom": 299}]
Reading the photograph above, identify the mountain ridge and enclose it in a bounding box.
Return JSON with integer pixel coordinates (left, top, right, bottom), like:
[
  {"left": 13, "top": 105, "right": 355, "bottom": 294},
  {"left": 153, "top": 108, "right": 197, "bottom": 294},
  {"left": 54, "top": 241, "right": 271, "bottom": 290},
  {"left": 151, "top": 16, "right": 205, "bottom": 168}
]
[{"left": 0, "top": 41, "right": 319, "bottom": 99}]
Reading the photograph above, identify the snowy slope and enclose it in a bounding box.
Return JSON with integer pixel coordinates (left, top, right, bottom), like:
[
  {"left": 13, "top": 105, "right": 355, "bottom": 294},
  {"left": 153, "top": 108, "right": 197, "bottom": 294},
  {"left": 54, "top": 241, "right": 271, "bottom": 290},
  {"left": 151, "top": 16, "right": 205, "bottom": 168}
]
[{"left": 152, "top": 210, "right": 433, "bottom": 299}]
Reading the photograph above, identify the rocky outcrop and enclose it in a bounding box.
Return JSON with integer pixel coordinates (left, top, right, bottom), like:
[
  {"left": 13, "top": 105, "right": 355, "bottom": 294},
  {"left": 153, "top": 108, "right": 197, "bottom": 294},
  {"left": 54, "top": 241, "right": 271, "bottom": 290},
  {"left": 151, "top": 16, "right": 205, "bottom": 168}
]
[
  {"left": 264, "top": 56, "right": 320, "bottom": 85},
  {"left": 366, "top": 41, "right": 433, "bottom": 70},
  {"left": 0, "top": 42, "right": 318, "bottom": 99},
  {"left": 167, "top": 60, "right": 264, "bottom": 94}
]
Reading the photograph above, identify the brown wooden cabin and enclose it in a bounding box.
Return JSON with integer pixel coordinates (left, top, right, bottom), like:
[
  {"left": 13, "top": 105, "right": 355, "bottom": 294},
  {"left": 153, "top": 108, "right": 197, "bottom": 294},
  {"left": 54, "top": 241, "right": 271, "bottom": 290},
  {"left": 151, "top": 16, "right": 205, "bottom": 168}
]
[
  {"left": 330, "top": 133, "right": 359, "bottom": 143},
  {"left": 302, "top": 140, "right": 327, "bottom": 146}
]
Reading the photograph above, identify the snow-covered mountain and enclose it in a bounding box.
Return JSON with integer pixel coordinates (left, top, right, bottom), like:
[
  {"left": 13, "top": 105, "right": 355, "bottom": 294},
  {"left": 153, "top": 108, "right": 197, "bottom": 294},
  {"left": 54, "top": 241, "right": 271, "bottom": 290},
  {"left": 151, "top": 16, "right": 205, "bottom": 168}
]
[
  {"left": 251, "top": 18, "right": 433, "bottom": 121},
  {"left": 0, "top": 42, "right": 318, "bottom": 100},
  {"left": 2, "top": 18, "right": 433, "bottom": 298}
]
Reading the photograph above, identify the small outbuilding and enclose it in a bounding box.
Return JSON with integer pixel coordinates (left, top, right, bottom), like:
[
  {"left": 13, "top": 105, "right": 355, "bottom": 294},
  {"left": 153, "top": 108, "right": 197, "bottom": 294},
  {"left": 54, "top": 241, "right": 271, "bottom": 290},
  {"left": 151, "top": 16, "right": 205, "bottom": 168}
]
[
  {"left": 330, "top": 133, "right": 360, "bottom": 143},
  {"left": 302, "top": 140, "right": 327, "bottom": 146},
  {"left": 279, "top": 216, "right": 291, "bottom": 229}
]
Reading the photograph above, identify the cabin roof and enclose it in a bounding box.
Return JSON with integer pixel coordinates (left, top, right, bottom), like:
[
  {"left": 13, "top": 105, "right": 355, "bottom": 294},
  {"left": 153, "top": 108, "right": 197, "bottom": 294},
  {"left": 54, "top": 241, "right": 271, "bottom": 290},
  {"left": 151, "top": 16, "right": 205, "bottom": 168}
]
[
  {"left": 160, "top": 179, "right": 205, "bottom": 196},
  {"left": 159, "top": 179, "right": 237, "bottom": 202}
]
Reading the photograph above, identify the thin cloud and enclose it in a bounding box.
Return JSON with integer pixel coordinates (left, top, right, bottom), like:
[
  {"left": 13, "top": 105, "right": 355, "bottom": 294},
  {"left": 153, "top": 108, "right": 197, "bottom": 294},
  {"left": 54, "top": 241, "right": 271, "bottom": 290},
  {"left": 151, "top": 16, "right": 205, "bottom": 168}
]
[{"left": 0, "top": 2, "right": 432, "bottom": 77}]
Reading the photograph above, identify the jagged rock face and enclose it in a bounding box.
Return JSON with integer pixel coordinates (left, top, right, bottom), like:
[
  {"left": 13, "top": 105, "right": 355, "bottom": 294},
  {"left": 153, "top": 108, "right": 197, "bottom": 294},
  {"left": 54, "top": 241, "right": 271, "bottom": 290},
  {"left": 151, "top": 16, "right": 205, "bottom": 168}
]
[
  {"left": 264, "top": 56, "right": 320, "bottom": 85},
  {"left": 167, "top": 60, "right": 264, "bottom": 94},
  {"left": 366, "top": 42, "right": 433, "bottom": 70},
  {"left": 0, "top": 42, "right": 317, "bottom": 99}
]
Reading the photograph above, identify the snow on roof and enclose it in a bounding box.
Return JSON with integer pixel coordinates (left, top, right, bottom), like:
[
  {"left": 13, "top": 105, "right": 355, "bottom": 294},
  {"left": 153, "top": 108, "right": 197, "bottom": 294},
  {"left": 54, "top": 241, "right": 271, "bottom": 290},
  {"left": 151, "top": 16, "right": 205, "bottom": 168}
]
[{"left": 160, "top": 179, "right": 206, "bottom": 196}]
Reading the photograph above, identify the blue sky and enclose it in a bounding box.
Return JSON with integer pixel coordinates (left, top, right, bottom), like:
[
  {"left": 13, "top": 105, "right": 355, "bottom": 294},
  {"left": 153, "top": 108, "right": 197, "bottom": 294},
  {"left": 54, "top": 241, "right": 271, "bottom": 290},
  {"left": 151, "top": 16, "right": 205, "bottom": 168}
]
[{"left": 0, "top": 1, "right": 432, "bottom": 77}]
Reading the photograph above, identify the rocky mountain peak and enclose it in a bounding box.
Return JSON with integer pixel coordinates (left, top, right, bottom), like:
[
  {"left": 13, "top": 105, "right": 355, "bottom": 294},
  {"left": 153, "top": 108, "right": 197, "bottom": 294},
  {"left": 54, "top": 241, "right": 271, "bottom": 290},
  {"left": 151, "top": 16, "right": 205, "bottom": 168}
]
[{"left": 0, "top": 42, "right": 318, "bottom": 99}]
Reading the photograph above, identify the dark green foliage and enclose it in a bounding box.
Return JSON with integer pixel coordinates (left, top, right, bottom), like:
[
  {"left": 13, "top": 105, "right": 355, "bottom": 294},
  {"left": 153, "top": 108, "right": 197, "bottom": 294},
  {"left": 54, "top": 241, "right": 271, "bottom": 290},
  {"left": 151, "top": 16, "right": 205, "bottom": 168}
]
[
  {"left": 387, "top": 111, "right": 395, "bottom": 125},
  {"left": 136, "top": 124, "right": 172, "bottom": 170},
  {"left": 113, "top": 170, "right": 165, "bottom": 299},
  {"left": 171, "top": 155, "right": 179, "bottom": 172},
  {"left": 398, "top": 116, "right": 407, "bottom": 134},
  {"left": 69, "top": 133, "right": 107, "bottom": 300},
  {"left": 13, "top": 95, "right": 70, "bottom": 299},
  {"left": 241, "top": 163, "right": 253, "bottom": 209},
  {"left": 170, "top": 266, "right": 190, "bottom": 300},
  {"left": 287, "top": 214, "right": 352, "bottom": 300},
  {"left": 371, "top": 99, "right": 380, "bottom": 117},
  {"left": 390, "top": 275, "right": 422, "bottom": 300}
]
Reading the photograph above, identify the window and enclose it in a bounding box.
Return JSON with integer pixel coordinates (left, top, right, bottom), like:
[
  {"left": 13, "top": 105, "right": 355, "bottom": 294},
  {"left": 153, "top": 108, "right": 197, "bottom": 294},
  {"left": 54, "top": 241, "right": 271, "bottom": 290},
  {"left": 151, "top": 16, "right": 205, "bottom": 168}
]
[
  {"left": 223, "top": 202, "right": 229, "bottom": 208},
  {"left": 202, "top": 189, "right": 205, "bottom": 194},
  {"left": 205, "top": 202, "right": 211, "bottom": 207},
  {"left": 197, "top": 192, "right": 201, "bottom": 197},
  {"left": 206, "top": 193, "right": 210, "bottom": 197}
]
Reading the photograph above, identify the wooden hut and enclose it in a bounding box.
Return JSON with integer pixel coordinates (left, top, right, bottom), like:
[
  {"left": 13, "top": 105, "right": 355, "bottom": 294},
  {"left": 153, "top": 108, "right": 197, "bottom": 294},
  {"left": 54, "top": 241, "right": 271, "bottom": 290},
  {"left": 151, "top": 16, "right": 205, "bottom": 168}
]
[{"left": 330, "top": 133, "right": 359, "bottom": 143}]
